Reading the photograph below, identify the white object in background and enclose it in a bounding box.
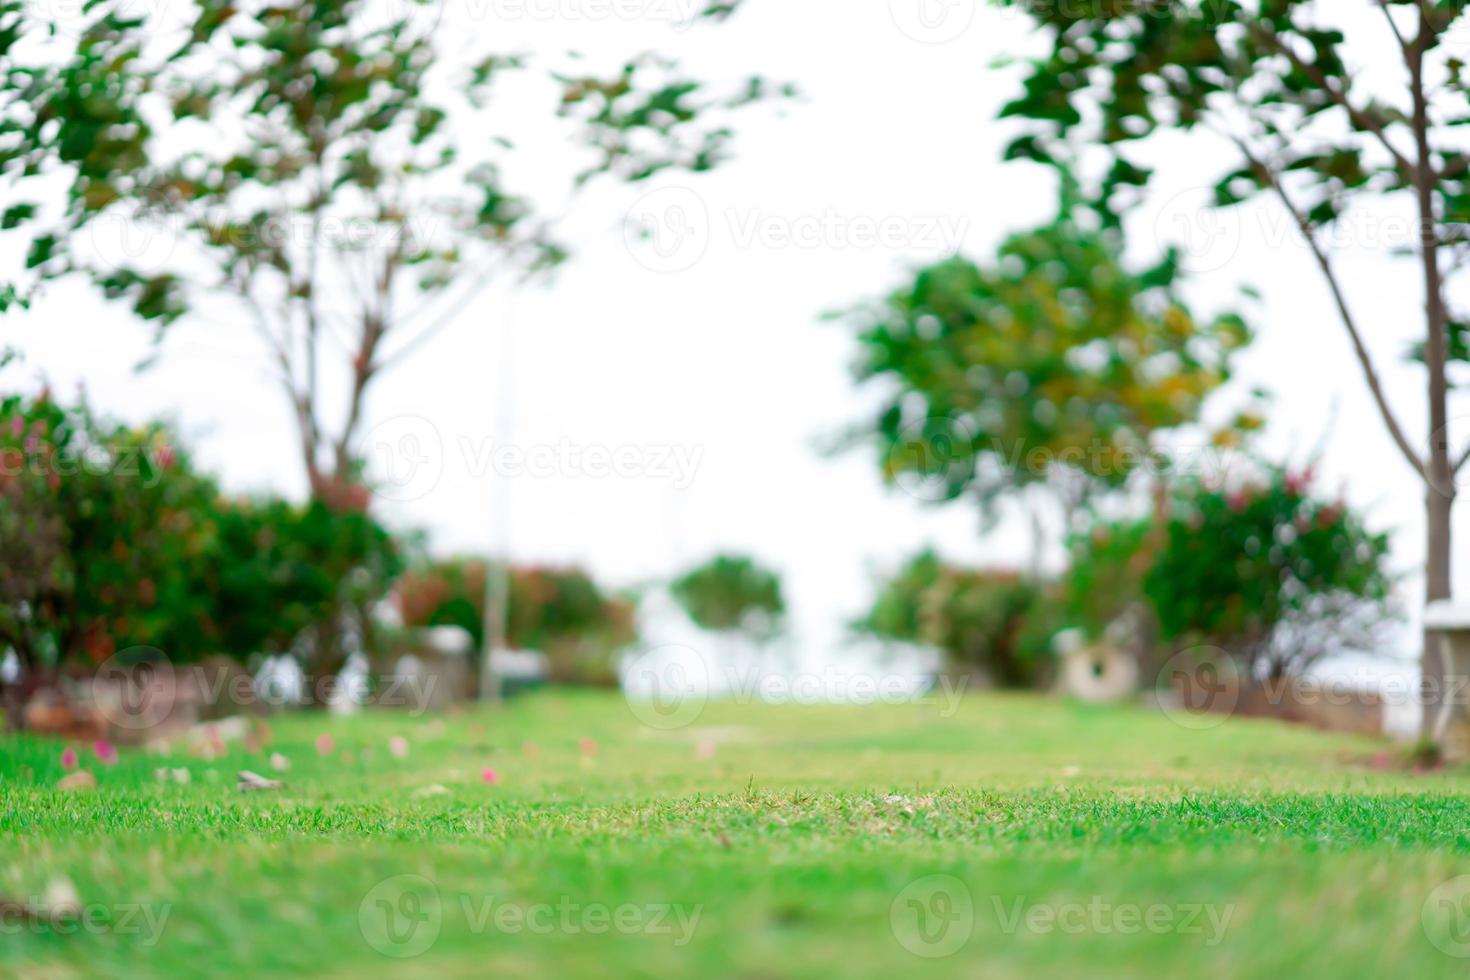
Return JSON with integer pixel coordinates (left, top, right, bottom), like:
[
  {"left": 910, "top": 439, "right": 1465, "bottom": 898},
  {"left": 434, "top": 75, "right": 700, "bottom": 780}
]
[
  {"left": 254, "top": 655, "right": 305, "bottom": 707},
  {"left": 489, "top": 648, "right": 550, "bottom": 683},
  {"left": 1423, "top": 601, "right": 1470, "bottom": 758},
  {"left": 328, "top": 652, "right": 369, "bottom": 715},
  {"left": 424, "top": 625, "right": 474, "bottom": 657},
  {"left": 1060, "top": 641, "right": 1139, "bottom": 704}
]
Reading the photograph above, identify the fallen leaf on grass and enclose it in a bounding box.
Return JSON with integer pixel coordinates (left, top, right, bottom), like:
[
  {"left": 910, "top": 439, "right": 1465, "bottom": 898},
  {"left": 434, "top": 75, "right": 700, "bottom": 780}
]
[
  {"left": 237, "top": 770, "right": 283, "bottom": 793},
  {"left": 57, "top": 770, "right": 96, "bottom": 791},
  {"left": 0, "top": 877, "right": 81, "bottom": 924}
]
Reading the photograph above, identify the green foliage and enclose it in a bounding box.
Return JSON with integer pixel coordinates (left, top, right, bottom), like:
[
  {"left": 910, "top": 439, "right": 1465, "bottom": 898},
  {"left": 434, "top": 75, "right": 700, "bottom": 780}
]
[
  {"left": 994, "top": 1, "right": 1470, "bottom": 551},
  {"left": 0, "top": 391, "right": 218, "bottom": 669},
  {"left": 394, "top": 558, "right": 637, "bottom": 684},
  {"left": 995, "top": 1, "right": 1461, "bottom": 221},
  {"left": 670, "top": 553, "right": 785, "bottom": 637},
  {"left": 1061, "top": 517, "right": 1156, "bottom": 640},
  {"left": 2, "top": 0, "right": 783, "bottom": 493},
  {"left": 845, "top": 181, "right": 1251, "bottom": 515},
  {"left": 0, "top": 391, "right": 401, "bottom": 673},
  {"left": 1146, "top": 468, "right": 1392, "bottom": 653},
  {"left": 858, "top": 549, "right": 1056, "bottom": 688},
  {"left": 5, "top": 691, "right": 1470, "bottom": 977},
  {"left": 199, "top": 497, "right": 402, "bottom": 664},
  {"left": 1064, "top": 465, "right": 1393, "bottom": 677}
]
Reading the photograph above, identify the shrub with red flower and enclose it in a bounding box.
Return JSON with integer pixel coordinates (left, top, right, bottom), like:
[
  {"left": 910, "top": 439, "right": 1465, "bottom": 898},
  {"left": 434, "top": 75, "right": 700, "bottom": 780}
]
[{"left": 1065, "top": 464, "right": 1393, "bottom": 680}]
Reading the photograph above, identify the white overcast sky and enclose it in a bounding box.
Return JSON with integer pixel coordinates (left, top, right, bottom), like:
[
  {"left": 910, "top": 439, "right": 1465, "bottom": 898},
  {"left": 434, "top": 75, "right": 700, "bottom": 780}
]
[{"left": 2, "top": 1, "right": 1461, "bottom": 681}]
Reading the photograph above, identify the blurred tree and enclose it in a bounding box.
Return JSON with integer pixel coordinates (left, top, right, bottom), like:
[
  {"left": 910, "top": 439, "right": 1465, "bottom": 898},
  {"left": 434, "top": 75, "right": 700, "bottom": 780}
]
[
  {"left": 670, "top": 553, "right": 784, "bottom": 640},
  {"left": 0, "top": 391, "right": 217, "bottom": 673},
  {"left": 0, "top": 387, "right": 401, "bottom": 695},
  {"left": 1064, "top": 466, "right": 1393, "bottom": 682},
  {"left": 996, "top": 0, "right": 1470, "bottom": 705},
  {"left": 3, "top": 0, "right": 784, "bottom": 499},
  {"left": 394, "top": 558, "right": 636, "bottom": 685},
  {"left": 844, "top": 179, "right": 1254, "bottom": 553},
  {"left": 200, "top": 496, "right": 401, "bottom": 677},
  {"left": 856, "top": 549, "right": 1058, "bottom": 688}
]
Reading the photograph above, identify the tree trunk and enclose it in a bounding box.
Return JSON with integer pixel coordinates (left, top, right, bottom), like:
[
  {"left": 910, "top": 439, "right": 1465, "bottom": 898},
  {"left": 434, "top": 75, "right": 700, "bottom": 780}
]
[
  {"left": 1410, "top": 18, "right": 1455, "bottom": 739},
  {"left": 1428, "top": 488, "right": 1453, "bottom": 604}
]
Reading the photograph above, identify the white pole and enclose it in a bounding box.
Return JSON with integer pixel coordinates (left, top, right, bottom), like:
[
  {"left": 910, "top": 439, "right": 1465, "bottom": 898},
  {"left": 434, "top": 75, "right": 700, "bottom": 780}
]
[{"left": 480, "top": 289, "right": 517, "bottom": 702}]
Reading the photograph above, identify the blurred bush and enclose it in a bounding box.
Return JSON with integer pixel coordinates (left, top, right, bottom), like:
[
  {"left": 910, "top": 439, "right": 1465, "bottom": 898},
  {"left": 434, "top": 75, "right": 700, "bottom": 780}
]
[
  {"left": 0, "top": 392, "right": 400, "bottom": 684},
  {"left": 393, "top": 558, "right": 637, "bottom": 686},
  {"left": 1065, "top": 465, "right": 1394, "bottom": 680},
  {"left": 857, "top": 549, "right": 1059, "bottom": 688},
  {"left": 0, "top": 391, "right": 215, "bottom": 673},
  {"left": 670, "top": 553, "right": 785, "bottom": 640}
]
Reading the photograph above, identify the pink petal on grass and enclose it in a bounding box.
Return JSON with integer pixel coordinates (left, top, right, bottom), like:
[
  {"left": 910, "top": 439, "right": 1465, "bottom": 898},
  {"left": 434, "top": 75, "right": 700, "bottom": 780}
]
[
  {"left": 695, "top": 739, "right": 717, "bottom": 761},
  {"left": 61, "top": 748, "right": 78, "bottom": 771},
  {"left": 579, "top": 737, "right": 598, "bottom": 757},
  {"left": 315, "top": 734, "right": 334, "bottom": 755},
  {"left": 93, "top": 740, "right": 118, "bottom": 765},
  {"left": 481, "top": 767, "right": 499, "bottom": 785},
  {"left": 389, "top": 736, "right": 409, "bottom": 760}
]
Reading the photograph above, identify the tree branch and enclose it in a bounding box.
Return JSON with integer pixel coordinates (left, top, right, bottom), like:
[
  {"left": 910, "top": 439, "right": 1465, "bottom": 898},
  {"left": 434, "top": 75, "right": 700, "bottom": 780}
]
[
  {"left": 1375, "top": 0, "right": 1411, "bottom": 58},
  {"left": 1230, "top": 135, "right": 1427, "bottom": 481},
  {"left": 1245, "top": 20, "right": 1417, "bottom": 181}
]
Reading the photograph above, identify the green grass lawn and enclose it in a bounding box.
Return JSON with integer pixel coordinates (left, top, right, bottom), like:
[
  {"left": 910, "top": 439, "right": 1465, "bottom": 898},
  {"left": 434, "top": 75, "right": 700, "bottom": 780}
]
[{"left": 5, "top": 689, "right": 1470, "bottom": 978}]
